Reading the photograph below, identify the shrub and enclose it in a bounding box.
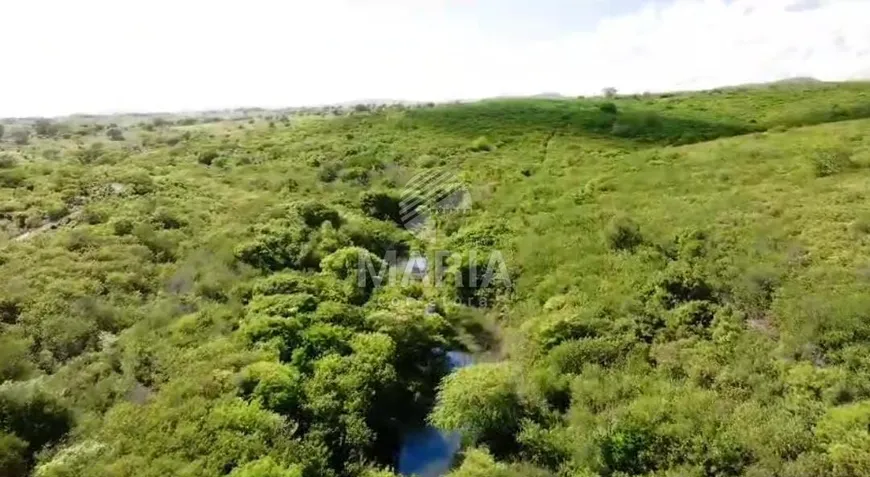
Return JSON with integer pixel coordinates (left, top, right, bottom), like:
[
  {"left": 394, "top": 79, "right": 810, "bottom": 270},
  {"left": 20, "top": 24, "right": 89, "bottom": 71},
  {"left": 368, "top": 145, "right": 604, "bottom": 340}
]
[
  {"left": 547, "top": 337, "right": 630, "bottom": 371},
  {"left": 11, "top": 130, "right": 29, "bottom": 146},
  {"left": 850, "top": 216, "right": 870, "bottom": 236},
  {"left": 0, "top": 124, "right": 4, "bottom": 140},
  {"left": 229, "top": 457, "right": 302, "bottom": 477},
  {"left": 647, "top": 262, "right": 717, "bottom": 309},
  {"left": 238, "top": 362, "right": 304, "bottom": 415},
  {"left": 133, "top": 225, "right": 179, "bottom": 263},
  {"left": 294, "top": 200, "right": 342, "bottom": 228},
  {"left": 247, "top": 293, "right": 319, "bottom": 317},
  {"left": 0, "top": 171, "right": 26, "bottom": 189},
  {"left": 197, "top": 150, "right": 219, "bottom": 166},
  {"left": 106, "top": 128, "right": 125, "bottom": 141},
  {"left": 0, "top": 432, "right": 27, "bottom": 476},
  {"left": 604, "top": 216, "right": 644, "bottom": 252},
  {"left": 0, "top": 154, "right": 17, "bottom": 169},
  {"left": 599, "top": 102, "right": 618, "bottom": 114},
  {"left": 41, "top": 149, "right": 60, "bottom": 160},
  {"left": 33, "top": 120, "right": 59, "bottom": 138},
  {"left": 339, "top": 167, "right": 370, "bottom": 185},
  {"left": 431, "top": 363, "right": 523, "bottom": 455},
  {"left": 445, "top": 448, "right": 512, "bottom": 477},
  {"left": 251, "top": 271, "right": 318, "bottom": 297},
  {"left": 665, "top": 300, "right": 719, "bottom": 338},
  {"left": 359, "top": 190, "right": 403, "bottom": 224},
  {"left": 240, "top": 315, "right": 304, "bottom": 351},
  {"left": 234, "top": 220, "right": 309, "bottom": 272},
  {"left": 125, "top": 172, "right": 156, "bottom": 195},
  {"left": 343, "top": 217, "right": 411, "bottom": 257},
  {"left": 46, "top": 204, "right": 70, "bottom": 222},
  {"left": 75, "top": 143, "right": 105, "bottom": 164},
  {"left": 0, "top": 381, "right": 73, "bottom": 457},
  {"left": 151, "top": 208, "right": 186, "bottom": 230},
  {"left": 447, "top": 250, "right": 513, "bottom": 306},
  {"left": 318, "top": 163, "right": 339, "bottom": 182},
  {"left": 469, "top": 136, "right": 495, "bottom": 152},
  {"left": 321, "top": 247, "right": 385, "bottom": 281},
  {"left": 811, "top": 147, "right": 854, "bottom": 177}
]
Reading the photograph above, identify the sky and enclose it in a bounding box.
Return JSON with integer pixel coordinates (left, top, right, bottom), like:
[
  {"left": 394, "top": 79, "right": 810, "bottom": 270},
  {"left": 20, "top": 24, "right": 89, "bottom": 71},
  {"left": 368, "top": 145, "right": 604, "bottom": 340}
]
[{"left": 1, "top": 0, "right": 869, "bottom": 117}]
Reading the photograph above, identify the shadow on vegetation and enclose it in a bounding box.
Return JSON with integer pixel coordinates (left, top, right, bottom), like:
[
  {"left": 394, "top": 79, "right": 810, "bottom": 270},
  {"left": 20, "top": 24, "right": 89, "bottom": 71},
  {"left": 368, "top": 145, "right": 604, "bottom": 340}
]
[{"left": 405, "top": 99, "right": 758, "bottom": 146}]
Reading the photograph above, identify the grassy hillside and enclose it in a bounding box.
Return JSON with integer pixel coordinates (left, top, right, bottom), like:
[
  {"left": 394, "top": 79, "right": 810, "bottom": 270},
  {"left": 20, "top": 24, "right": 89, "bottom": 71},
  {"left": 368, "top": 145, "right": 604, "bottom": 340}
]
[{"left": 3, "top": 83, "right": 870, "bottom": 476}]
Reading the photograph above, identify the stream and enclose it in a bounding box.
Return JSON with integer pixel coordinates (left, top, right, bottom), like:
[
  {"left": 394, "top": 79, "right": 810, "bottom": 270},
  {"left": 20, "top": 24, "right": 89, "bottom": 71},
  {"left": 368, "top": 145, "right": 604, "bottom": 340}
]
[{"left": 397, "top": 351, "right": 473, "bottom": 477}]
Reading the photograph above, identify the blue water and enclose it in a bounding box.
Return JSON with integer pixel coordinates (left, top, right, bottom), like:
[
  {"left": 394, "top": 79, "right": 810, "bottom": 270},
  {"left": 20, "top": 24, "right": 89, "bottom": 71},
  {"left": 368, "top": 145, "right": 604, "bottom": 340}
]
[{"left": 397, "top": 351, "right": 473, "bottom": 477}]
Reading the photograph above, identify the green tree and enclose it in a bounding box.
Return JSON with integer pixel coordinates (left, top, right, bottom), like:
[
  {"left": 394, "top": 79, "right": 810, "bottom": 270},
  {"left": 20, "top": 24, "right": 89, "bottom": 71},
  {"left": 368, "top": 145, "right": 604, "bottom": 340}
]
[
  {"left": 33, "top": 120, "right": 59, "bottom": 138},
  {"left": 431, "top": 363, "right": 523, "bottom": 455},
  {"left": 11, "top": 130, "right": 29, "bottom": 145},
  {"left": 0, "top": 432, "right": 28, "bottom": 477},
  {"left": 0, "top": 382, "right": 72, "bottom": 471},
  {"left": 229, "top": 457, "right": 302, "bottom": 477},
  {"left": 106, "top": 127, "right": 125, "bottom": 141}
]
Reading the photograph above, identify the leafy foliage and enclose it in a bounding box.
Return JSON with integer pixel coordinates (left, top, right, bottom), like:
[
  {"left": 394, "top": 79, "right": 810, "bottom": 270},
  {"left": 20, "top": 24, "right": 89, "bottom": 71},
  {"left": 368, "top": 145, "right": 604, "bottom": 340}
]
[{"left": 3, "top": 82, "right": 870, "bottom": 476}]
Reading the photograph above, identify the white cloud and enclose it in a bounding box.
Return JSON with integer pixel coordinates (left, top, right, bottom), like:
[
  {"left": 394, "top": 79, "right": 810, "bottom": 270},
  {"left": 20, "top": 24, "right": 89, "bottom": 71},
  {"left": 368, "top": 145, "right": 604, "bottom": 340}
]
[{"left": 1, "top": 0, "right": 868, "bottom": 117}]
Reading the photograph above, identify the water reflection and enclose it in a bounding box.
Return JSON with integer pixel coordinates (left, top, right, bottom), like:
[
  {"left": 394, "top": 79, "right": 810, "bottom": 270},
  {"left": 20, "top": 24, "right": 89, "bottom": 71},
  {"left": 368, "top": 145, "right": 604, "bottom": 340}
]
[{"left": 397, "top": 351, "right": 472, "bottom": 477}]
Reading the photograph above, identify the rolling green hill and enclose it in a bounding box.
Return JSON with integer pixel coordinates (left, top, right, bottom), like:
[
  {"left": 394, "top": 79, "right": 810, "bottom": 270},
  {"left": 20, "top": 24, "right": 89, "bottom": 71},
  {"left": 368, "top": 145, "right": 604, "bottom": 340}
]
[{"left": 3, "top": 82, "right": 870, "bottom": 477}]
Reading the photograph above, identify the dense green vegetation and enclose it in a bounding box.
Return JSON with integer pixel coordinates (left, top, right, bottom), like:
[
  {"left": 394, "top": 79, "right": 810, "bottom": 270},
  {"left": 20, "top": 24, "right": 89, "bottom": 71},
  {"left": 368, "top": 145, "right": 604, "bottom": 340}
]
[{"left": 3, "top": 82, "right": 870, "bottom": 476}]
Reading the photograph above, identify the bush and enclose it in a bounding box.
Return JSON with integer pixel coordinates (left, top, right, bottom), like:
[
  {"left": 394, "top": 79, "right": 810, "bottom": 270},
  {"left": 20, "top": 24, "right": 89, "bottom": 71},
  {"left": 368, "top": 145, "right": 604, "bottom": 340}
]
[
  {"left": 151, "top": 208, "right": 186, "bottom": 230},
  {"left": 447, "top": 250, "right": 513, "bottom": 306},
  {"left": 106, "top": 128, "right": 125, "bottom": 141},
  {"left": 197, "top": 150, "right": 219, "bottom": 166},
  {"left": 247, "top": 294, "right": 319, "bottom": 317},
  {"left": 111, "top": 218, "right": 134, "bottom": 236},
  {"left": 359, "top": 190, "right": 403, "bottom": 225},
  {"left": 547, "top": 337, "right": 630, "bottom": 371},
  {"left": 0, "top": 124, "right": 4, "bottom": 140},
  {"left": 234, "top": 220, "right": 309, "bottom": 272},
  {"left": 81, "top": 207, "right": 108, "bottom": 225},
  {"left": 431, "top": 363, "right": 523, "bottom": 455},
  {"left": 599, "top": 102, "right": 618, "bottom": 114},
  {"left": 75, "top": 143, "right": 105, "bottom": 165},
  {"left": 0, "top": 154, "right": 17, "bottom": 169},
  {"left": 339, "top": 167, "right": 370, "bottom": 185},
  {"left": 0, "top": 382, "right": 73, "bottom": 457},
  {"left": 33, "top": 120, "right": 59, "bottom": 138},
  {"left": 322, "top": 247, "right": 385, "bottom": 281},
  {"left": 469, "top": 136, "right": 495, "bottom": 152},
  {"left": 46, "top": 204, "right": 70, "bottom": 222},
  {"left": 318, "top": 163, "right": 339, "bottom": 182},
  {"left": 647, "top": 262, "right": 717, "bottom": 309},
  {"left": 0, "top": 432, "right": 27, "bottom": 476},
  {"left": 238, "top": 362, "right": 303, "bottom": 416},
  {"left": 811, "top": 147, "right": 854, "bottom": 177},
  {"left": 229, "top": 457, "right": 302, "bottom": 477},
  {"left": 294, "top": 201, "right": 342, "bottom": 228},
  {"left": 0, "top": 171, "right": 27, "bottom": 189},
  {"left": 604, "top": 216, "right": 644, "bottom": 252},
  {"left": 11, "top": 130, "right": 29, "bottom": 146}
]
